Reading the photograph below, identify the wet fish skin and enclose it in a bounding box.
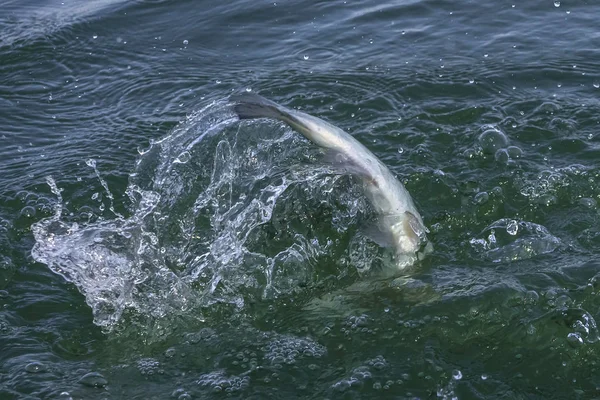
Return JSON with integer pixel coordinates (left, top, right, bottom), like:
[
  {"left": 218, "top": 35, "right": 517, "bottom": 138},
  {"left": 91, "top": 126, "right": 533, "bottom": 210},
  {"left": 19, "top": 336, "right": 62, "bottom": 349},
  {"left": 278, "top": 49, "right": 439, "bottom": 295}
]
[{"left": 231, "top": 93, "right": 431, "bottom": 269}]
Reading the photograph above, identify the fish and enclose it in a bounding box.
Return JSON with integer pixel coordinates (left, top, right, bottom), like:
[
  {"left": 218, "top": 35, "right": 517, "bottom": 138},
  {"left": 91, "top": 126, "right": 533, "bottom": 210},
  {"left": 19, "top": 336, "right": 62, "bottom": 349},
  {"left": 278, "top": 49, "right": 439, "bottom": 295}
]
[{"left": 230, "top": 93, "right": 432, "bottom": 269}]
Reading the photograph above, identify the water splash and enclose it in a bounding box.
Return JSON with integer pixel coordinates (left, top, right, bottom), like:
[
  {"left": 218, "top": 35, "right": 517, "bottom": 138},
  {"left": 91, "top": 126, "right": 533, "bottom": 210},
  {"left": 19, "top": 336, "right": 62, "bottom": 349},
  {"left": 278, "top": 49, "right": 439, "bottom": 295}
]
[
  {"left": 31, "top": 100, "right": 369, "bottom": 333},
  {"left": 470, "top": 218, "right": 561, "bottom": 263}
]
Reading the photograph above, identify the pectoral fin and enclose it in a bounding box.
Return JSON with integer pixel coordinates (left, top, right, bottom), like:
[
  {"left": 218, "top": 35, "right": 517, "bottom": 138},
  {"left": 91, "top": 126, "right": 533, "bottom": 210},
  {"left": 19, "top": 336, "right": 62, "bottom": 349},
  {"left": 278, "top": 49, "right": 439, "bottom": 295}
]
[{"left": 403, "top": 211, "right": 429, "bottom": 244}]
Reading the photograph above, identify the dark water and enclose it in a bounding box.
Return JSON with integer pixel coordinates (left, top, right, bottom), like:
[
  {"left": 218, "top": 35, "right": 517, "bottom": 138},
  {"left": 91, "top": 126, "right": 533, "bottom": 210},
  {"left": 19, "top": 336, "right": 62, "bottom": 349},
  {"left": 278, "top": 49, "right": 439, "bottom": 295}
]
[{"left": 2, "top": 0, "right": 600, "bottom": 398}]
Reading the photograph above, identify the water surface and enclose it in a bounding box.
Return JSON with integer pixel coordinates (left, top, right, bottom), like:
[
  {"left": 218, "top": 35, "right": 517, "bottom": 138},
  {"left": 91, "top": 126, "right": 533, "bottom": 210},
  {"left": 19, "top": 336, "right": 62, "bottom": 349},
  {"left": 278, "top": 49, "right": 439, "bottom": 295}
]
[{"left": 1, "top": 0, "right": 600, "bottom": 398}]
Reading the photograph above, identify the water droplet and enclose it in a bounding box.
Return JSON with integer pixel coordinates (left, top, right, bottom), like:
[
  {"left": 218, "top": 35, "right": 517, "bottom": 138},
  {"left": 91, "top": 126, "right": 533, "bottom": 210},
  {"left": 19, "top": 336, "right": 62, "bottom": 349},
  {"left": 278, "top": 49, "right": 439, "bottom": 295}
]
[
  {"left": 78, "top": 372, "right": 108, "bottom": 388},
  {"left": 25, "top": 362, "right": 47, "bottom": 373},
  {"left": 183, "top": 39, "right": 189, "bottom": 45}
]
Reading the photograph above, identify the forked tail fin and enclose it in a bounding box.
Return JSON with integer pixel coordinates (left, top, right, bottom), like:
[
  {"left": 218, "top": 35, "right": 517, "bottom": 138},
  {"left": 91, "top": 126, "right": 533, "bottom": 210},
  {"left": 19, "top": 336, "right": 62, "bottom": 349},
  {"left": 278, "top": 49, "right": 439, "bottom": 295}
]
[{"left": 230, "top": 93, "right": 288, "bottom": 121}]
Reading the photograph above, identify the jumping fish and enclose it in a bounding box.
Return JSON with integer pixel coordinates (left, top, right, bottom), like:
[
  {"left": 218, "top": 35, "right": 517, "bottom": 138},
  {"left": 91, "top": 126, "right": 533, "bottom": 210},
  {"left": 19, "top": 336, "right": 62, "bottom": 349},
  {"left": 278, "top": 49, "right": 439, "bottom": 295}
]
[{"left": 231, "top": 93, "right": 432, "bottom": 269}]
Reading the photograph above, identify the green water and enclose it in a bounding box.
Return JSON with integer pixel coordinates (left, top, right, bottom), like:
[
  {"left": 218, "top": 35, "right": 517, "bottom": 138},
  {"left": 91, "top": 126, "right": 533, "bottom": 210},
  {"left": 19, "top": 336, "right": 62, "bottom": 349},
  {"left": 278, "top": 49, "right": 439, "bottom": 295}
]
[{"left": 1, "top": 0, "right": 600, "bottom": 398}]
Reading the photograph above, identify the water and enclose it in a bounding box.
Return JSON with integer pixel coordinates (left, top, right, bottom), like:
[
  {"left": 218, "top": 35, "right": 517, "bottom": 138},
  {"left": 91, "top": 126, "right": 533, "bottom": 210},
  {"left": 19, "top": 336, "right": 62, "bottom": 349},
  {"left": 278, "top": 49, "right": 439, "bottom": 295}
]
[{"left": 1, "top": 0, "right": 600, "bottom": 398}]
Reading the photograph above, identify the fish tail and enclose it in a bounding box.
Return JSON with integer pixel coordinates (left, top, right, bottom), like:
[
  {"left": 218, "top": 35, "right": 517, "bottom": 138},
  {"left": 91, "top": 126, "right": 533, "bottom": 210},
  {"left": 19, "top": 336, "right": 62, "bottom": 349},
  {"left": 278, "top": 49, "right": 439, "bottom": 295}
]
[
  {"left": 230, "top": 93, "right": 320, "bottom": 147},
  {"left": 230, "top": 93, "right": 288, "bottom": 121}
]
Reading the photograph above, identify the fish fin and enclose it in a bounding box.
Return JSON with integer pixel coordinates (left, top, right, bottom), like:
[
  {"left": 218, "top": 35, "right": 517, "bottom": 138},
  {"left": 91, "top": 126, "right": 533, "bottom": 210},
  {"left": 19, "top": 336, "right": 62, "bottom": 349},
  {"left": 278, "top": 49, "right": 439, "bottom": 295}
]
[
  {"left": 230, "top": 93, "right": 287, "bottom": 120},
  {"left": 363, "top": 224, "right": 395, "bottom": 248},
  {"left": 403, "top": 211, "right": 429, "bottom": 243},
  {"left": 230, "top": 93, "right": 315, "bottom": 141}
]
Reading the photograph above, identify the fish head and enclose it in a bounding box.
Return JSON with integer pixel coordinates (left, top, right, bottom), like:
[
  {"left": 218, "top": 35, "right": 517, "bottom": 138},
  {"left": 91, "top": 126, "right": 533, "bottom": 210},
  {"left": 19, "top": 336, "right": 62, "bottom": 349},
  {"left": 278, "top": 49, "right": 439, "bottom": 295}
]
[{"left": 387, "top": 211, "right": 432, "bottom": 269}]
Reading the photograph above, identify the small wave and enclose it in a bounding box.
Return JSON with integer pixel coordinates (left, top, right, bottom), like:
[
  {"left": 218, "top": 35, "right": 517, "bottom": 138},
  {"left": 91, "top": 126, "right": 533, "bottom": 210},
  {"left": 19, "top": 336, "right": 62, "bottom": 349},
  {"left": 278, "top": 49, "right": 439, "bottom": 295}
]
[{"left": 470, "top": 218, "right": 561, "bottom": 263}]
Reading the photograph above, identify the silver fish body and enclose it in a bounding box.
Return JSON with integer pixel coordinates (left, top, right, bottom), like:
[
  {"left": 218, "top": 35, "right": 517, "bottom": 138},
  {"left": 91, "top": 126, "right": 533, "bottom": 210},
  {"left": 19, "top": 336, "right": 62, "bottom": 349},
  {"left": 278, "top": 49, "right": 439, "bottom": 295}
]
[{"left": 231, "top": 93, "right": 431, "bottom": 269}]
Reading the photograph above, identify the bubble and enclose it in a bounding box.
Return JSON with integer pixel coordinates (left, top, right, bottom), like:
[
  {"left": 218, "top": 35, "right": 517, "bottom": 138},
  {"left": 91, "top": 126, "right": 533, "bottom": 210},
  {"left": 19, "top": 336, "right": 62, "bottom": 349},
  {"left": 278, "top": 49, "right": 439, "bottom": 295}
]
[
  {"left": 20, "top": 206, "right": 36, "bottom": 218},
  {"left": 478, "top": 128, "right": 508, "bottom": 154},
  {"left": 567, "top": 332, "right": 584, "bottom": 346},
  {"left": 481, "top": 374, "right": 488, "bottom": 380},
  {"left": 578, "top": 198, "right": 597, "bottom": 209},
  {"left": 138, "top": 358, "right": 160, "bottom": 375},
  {"left": 495, "top": 148, "right": 509, "bottom": 164},
  {"left": 197, "top": 371, "right": 250, "bottom": 393},
  {"left": 474, "top": 192, "right": 489, "bottom": 205},
  {"left": 78, "top": 372, "right": 108, "bottom": 388},
  {"left": 183, "top": 39, "right": 189, "bottom": 45},
  {"left": 536, "top": 194, "right": 558, "bottom": 206},
  {"left": 137, "top": 144, "right": 151, "bottom": 155},
  {"left": 264, "top": 335, "right": 326, "bottom": 365},
  {"left": 463, "top": 148, "right": 478, "bottom": 159},
  {"left": 92, "top": 34, "right": 98, "bottom": 39},
  {"left": 174, "top": 151, "right": 191, "bottom": 164},
  {"left": 554, "top": 1, "right": 560, "bottom": 6},
  {"left": 524, "top": 290, "right": 539, "bottom": 304},
  {"left": 506, "top": 220, "right": 518, "bottom": 235},
  {"left": 303, "top": 55, "right": 309, "bottom": 60},
  {"left": 506, "top": 146, "right": 523, "bottom": 159},
  {"left": 452, "top": 370, "right": 463, "bottom": 380},
  {"left": 25, "top": 362, "right": 47, "bottom": 373}
]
